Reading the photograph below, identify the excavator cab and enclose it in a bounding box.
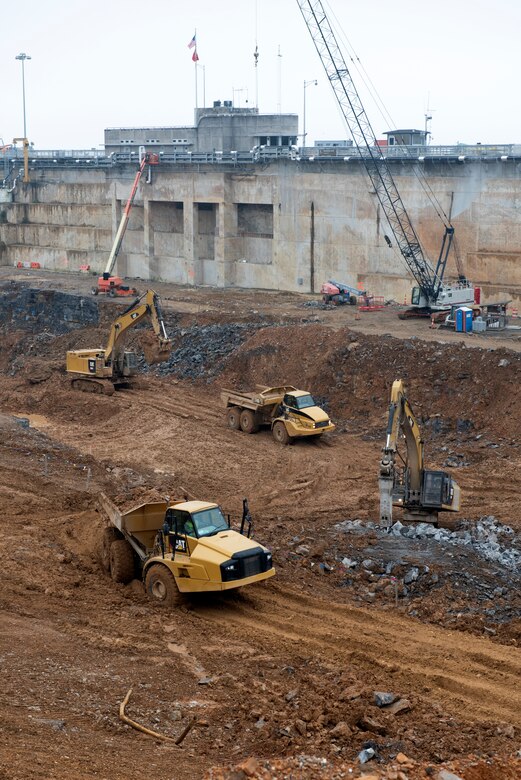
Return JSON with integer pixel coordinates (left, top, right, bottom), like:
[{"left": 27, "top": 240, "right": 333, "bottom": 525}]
[{"left": 421, "top": 470, "right": 458, "bottom": 511}]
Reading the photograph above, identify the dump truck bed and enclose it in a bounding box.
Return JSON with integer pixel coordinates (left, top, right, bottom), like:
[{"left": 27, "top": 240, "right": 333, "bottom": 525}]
[
  {"left": 98, "top": 492, "right": 168, "bottom": 559},
  {"left": 221, "top": 385, "right": 297, "bottom": 410}
]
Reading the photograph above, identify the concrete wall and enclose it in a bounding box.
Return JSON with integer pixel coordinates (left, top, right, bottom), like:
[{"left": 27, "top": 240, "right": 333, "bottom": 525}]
[{"left": 1, "top": 159, "right": 521, "bottom": 304}]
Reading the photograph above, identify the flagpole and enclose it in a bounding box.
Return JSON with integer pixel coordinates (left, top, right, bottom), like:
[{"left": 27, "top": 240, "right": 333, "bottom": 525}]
[
  {"left": 254, "top": 0, "right": 259, "bottom": 109},
  {"left": 277, "top": 45, "right": 282, "bottom": 114},
  {"left": 194, "top": 28, "right": 198, "bottom": 111}
]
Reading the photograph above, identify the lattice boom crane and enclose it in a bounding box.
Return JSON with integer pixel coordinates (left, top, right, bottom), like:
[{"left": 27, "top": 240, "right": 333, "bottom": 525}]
[{"left": 296, "top": 0, "right": 475, "bottom": 315}]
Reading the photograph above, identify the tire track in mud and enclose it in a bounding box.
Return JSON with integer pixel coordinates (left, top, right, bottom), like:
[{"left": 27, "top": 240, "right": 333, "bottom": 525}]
[{"left": 193, "top": 584, "right": 521, "bottom": 726}]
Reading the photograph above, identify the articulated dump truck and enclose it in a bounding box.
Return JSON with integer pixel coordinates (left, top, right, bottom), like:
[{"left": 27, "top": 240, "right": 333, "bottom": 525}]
[
  {"left": 97, "top": 493, "right": 275, "bottom": 606},
  {"left": 222, "top": 385, "right": 335, "bottom": 445}
]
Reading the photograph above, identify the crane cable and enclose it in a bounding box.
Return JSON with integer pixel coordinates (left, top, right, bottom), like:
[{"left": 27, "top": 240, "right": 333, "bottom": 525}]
[{"left": 322, "top": 1, "right": 453, "bottom": 232}]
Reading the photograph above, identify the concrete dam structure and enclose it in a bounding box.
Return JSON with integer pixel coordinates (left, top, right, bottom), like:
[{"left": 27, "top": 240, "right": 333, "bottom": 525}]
[{"left": 1, "top": 153, "right": 521, "bottom": 303}]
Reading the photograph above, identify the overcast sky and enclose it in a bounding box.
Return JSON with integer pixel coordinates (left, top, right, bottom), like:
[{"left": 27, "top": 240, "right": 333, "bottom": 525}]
[{"left": 2, "top": 0, "right": 520, "bottom": 151}]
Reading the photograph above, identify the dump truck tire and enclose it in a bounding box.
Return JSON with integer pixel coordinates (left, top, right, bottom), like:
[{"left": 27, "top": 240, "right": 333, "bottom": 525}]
[
  {"left": 226, "top": 406, "right": 241, "bottom": 430},
  {"left": 145, "top": 565, "right": 184, "bottom": 607},
  {"left": 109, "top": 539, "right": 135, "bottom": 584},
  {"left": 272, "top": 421, "right": 291, "bottom": 445},
  {"left": 101, "top": 527, "right": 119, "bottom": 572},
  {"left": 240, "top": 409, "right": 259, "bottom": 434}
]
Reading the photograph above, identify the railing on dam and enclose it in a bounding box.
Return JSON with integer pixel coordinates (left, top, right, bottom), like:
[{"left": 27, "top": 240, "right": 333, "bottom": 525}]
[{"left": 2, "top": 143, "right": 521, "bottom": 172}]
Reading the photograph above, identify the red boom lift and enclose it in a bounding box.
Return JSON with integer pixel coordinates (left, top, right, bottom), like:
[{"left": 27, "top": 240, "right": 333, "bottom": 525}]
[{"left": 92, "top": 150, "right": 159, "bottom": 297}]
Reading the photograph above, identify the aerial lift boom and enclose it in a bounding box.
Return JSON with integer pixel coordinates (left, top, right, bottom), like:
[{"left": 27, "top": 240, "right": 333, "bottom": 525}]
[
  {"left": 296, "top": 1, "right": 474, "bottom": 315},
  {"left": 94, "top": 149, "right": 159, "bottom": 296}
]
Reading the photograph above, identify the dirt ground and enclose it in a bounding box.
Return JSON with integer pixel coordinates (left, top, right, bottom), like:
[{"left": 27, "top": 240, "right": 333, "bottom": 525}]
[{"left": 0, "top": 268, "right": 520, "bottom": 780}]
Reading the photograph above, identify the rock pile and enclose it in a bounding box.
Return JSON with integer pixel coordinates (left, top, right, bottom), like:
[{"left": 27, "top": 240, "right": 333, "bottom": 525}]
[
  {"left": 149, "top": 322, "right": 270, "bottom": 379},
  {"left": 0, "top": 284, "right": 98, "bottom": 334}
]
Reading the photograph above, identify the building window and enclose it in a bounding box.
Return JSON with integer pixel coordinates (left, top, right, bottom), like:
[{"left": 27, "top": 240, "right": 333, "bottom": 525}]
[{"left": 237, "top": 204, "right": 273, "bottom": 238}]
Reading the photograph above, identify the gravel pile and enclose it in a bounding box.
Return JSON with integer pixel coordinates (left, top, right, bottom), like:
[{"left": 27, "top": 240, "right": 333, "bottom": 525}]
[{"left": 384, "top": 515, "right": 521, "bottom": 570}]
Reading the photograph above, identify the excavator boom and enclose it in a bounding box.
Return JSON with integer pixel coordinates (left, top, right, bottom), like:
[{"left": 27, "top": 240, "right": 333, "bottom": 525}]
[
  {"left": 379, "top": 380, "right": 460, "bottom": 527},
  {"left": 66, "top": 289, "right": 172, "bottom": 392},
  {"left": 105, "top": 289, "right": 170, "bottom": 365}
]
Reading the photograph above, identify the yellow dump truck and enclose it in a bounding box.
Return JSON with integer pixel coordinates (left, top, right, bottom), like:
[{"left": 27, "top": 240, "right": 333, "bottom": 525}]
[
  {"left": 97, "top": 493, "right": 275, "bottom": 606},
  {"left": 221, "top": 385, "right": 335, "bottom": 444}
]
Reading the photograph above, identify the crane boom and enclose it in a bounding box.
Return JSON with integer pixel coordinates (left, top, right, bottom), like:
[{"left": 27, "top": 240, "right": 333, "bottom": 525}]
[{"left": 296, "top": 1, "right": 473, "bottom": 312}]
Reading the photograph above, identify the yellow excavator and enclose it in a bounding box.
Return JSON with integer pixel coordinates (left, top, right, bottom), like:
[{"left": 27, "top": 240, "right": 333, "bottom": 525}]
[
  {"left": 66, "top": 289, "right": 171, "bottom": 394},
  {"left": 379, "top": 379, "right": 461, "bottom": 527}
]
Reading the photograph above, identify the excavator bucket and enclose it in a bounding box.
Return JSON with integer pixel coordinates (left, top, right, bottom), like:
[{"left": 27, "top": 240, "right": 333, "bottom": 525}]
[{"left": 141, "top": 333, "right": 172, "bottom": 365}]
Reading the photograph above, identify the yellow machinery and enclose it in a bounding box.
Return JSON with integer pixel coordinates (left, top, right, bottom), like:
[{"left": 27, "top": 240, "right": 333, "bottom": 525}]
[
  {"left": 98, "top": 493, "right": 275, "bottom": 605},
  {"left": 66, "top": 289, "right": 171, "bottom": 393},
  {"left": 379, "top": 379, "right": 461, "bottom": 527},
  {"left": 12, "top": 138, "right": 29, "bottom": 183},
  {"left": 221, "top": 385, "right": 335, "bottom": 444}
]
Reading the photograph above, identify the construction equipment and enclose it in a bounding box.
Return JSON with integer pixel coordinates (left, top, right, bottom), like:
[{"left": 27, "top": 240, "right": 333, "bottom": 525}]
[
  {"left": 66, "top": 289, "right": 171, "bottom": 393},
  {"left": 93, "top": 149, "right": 159, "bottom": 297},
  {"left": 12, "top": 138, "right": 29, "bottom": 184},
  {"left": 297, "top": 1, "right": 475, "bottom": 317},
  {"left": 222, "top": 385, "right": 335, "bottom": 444},
  {"left": 379, "top": 380, "right": 461, "bottom": 527},
  {"left": 321, "top": 280, "right": 367, "bottom": 306},
  {"left": 97, "top": 492, "right": 275, "bottom": 605}
]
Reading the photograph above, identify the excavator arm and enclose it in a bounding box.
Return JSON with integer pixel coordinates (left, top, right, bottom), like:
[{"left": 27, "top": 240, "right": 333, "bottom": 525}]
[
  {"left": 379, "top": 380, "right": 424, "bottom": 526},
  {"left": 104, "top": 289, "right": 171, "bottom": 368},
  {"left": 379, "top": 380, "right": 460, "bottom": 527}
]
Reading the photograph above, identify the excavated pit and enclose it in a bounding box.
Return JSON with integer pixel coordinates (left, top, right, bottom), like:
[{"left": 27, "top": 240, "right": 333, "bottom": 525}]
[{"left": 0, "top": 273, "right": 520, "bottom": 780}]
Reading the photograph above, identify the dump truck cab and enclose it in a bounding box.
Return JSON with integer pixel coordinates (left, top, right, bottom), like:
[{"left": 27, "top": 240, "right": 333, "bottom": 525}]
[
  {"left": 156, "top": 500, "right": 273, "bottom": 590},
  {"left": 98, "top": 494, "right": 275, "bottom": 606},
  {"left": 280, "top": 390, "right": 332, "bottom": 432}
]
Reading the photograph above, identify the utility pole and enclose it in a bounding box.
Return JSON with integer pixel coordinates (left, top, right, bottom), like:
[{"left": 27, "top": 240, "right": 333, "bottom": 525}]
[{"left": 15, "top": 52, "right": 31, "bottom": 140}]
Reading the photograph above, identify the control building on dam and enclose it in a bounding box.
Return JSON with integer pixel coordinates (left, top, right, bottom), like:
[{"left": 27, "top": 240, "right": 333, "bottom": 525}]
[{"left": 1, "top": 103, "right": 521, "bottom": 303}]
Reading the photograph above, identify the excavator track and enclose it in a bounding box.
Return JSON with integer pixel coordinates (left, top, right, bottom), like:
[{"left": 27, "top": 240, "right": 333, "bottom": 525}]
[{"left": 70, "top": 377, "right": 114, "bottom": 396}]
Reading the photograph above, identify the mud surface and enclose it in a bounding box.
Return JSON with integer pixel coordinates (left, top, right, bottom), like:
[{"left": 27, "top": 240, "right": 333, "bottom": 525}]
[{"left": 0, "top": 269, "right": 520, "bottom": 780}]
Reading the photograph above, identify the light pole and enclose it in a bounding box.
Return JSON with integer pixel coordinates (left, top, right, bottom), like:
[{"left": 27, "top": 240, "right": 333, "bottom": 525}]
[
  {"left": 15, "top": 52, "right": 31, "bottom": 140},
  {"left": 303, "top": 79, "right": 317, "bottom": 148}
]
